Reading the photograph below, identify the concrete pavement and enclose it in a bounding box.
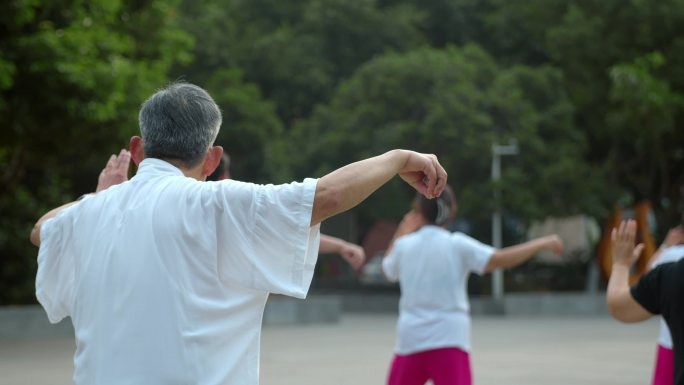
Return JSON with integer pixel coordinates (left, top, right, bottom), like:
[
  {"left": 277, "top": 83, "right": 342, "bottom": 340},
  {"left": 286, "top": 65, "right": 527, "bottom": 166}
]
[{"left": 0, "top": 314, "right": 659, "bottom": 385}]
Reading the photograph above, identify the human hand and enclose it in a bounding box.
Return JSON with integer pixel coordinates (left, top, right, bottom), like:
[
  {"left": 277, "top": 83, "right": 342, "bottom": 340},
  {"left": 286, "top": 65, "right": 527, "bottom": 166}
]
[
  {"left": 398, "top": 151, "right": 447, "bottom": 199},
  {"left": 339, "top": 242, "right": 366, "bottom": 271},
  {"left": 543, "top": 234, "right": 564, "bottom": 255},
  {"left": 96, "top": 149, "right": 131, "bottom": 192},
  {"left": 611, "top": 220, "right": 645, "bottom": 268},
  {"left": 662, "top": 226, "right": 684, "bottom": 248}
]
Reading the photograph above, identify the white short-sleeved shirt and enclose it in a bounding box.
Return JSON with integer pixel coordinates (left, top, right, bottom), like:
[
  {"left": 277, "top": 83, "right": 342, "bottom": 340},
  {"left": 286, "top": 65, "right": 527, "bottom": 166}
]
[
  {"left": 35, "top": 158, "right": 321, "bottom": 385},
  {"left": 382, "top": 225, "right": 494, "bottom": 354},
  {"left": 652, "top": 244, "right": 684, "bottom": 348}
]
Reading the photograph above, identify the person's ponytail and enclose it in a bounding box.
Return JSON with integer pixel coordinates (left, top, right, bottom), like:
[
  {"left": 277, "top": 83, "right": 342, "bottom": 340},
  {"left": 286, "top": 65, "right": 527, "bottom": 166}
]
[{"left": 415, "top": 185, "right": 455, "bottom": 226}]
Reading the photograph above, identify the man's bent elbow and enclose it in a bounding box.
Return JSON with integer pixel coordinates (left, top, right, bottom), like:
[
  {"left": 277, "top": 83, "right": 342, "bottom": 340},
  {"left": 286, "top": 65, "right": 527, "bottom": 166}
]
[
  {"left": 311, "top": 184, "right": 343, "bottom": 226},
  {"left": 483, "top": 253, "right": 504, "bottom": 273},
  {"left": 606, "top": 297, "right": 628, "bottom": 323},
  {"left": 606, "top": 294, "right": 651, "bottom": 323}
]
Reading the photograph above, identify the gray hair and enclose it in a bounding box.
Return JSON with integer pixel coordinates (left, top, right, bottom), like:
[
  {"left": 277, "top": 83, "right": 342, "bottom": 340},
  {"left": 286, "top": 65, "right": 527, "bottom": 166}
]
[{"left": 139, "top": 83, "right": 222, "bottom": 168}]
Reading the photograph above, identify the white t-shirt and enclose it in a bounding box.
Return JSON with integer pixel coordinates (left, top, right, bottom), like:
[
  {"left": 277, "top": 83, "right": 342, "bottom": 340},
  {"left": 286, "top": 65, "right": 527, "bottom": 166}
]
[
  {"left": 652, "top": 244, "right": 684, "bottom": 348},
  {"left": 35, "top": 158, "right": 321, "bottom": 385},
  {"left": 382, "top": 225, "right": 494, "bottom": 355}
]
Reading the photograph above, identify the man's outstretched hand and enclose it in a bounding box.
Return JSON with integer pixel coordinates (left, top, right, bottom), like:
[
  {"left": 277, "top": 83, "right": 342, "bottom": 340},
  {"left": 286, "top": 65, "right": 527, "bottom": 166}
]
[
  {"left": 96, "top": 149, "right": 131, "bottom": 192},
  {"left": 311, "top": 149, "right": 448, "bottom": 226},
  {"left": 398, "top": 152, "right": 447, "bottom": 199}
]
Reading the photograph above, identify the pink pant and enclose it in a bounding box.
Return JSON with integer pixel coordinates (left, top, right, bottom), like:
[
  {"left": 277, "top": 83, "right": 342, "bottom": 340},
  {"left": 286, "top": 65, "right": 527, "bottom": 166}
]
[
  {"left": 652, "top": 345, "right": 674, "bottom": 385},
  {"left": 387, "top": 347, "right": 471, "bottom": 385}
]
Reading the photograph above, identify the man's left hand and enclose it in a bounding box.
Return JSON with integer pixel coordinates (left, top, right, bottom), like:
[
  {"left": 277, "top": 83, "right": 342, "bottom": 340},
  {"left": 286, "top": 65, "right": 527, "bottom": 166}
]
[{"left": 96, "top": 149, "right": 131, "bottom": 192}]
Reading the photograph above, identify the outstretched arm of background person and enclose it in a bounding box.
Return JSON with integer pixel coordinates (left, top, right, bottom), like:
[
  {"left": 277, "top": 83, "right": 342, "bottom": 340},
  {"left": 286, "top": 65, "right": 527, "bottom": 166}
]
[
  {"left": 606, "top": 220, "right": 653, "bottom": 323},
  {"left": 319, "top": 235, "right": 366, "bottom": 271},
  {"left": 29, "top": 149, "right": 131, "bottom": 247},
  {"left": 311, "top": 150, "right": 447, "bottom": 226},
  {"left": 484, "top": 235, "right": 564, "bottom": 273}
]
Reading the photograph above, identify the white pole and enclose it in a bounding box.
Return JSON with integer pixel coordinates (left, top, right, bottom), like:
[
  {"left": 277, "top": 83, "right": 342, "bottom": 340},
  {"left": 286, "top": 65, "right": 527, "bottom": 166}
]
[{"left": 491, "top": 141, "right": 518, "bottom": 301}]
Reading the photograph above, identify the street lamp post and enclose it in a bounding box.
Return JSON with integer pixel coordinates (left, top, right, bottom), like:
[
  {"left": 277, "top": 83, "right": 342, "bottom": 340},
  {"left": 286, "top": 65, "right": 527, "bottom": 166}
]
[{"left": 491, "top": 141, "right": 518, "bottom": 302}]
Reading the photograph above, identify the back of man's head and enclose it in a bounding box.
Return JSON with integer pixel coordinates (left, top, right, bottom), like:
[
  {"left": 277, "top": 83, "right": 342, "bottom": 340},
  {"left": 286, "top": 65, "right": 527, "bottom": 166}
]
[{"left": 139, "top": 83, "right": 222, "bottom": 168}]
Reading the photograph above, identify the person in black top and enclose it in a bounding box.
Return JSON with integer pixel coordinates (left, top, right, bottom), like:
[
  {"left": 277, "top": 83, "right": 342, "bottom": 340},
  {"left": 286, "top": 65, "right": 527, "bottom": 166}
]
[{"left": 607, "top": 219, "right": 684, "bottom": 385}]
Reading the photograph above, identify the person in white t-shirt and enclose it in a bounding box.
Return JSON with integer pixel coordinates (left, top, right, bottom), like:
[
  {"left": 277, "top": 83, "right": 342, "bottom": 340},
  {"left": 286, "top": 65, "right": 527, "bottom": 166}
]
[
  {"left": 29, "top": 82, "right": 448, "bottom": 385},
  {"left": 649, "top": 224, "right": 684, "bottom": 385},
  {"left": 382, "top": 186, "right": 563, "bottom": 385}
]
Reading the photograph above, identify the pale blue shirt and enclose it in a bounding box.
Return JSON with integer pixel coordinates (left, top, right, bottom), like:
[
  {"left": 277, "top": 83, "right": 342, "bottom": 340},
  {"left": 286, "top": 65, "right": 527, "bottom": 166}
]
[{"left": 383, "top": 226, "right": 494, "bottom": 354}]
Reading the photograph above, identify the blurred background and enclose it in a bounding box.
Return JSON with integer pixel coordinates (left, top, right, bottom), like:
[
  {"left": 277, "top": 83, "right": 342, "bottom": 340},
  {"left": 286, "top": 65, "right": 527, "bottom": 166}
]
[{"left": 1, "top": 0, "right": 684, "bottom": 305}]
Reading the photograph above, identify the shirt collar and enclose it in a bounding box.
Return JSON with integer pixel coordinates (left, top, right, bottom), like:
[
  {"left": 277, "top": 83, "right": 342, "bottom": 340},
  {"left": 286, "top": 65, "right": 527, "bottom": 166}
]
[
  {"left": 133, "top": 158, "right": 185, "bottom": 180},
  {"left": 419, "top": 224, "right": 445, "bottom": 233}
]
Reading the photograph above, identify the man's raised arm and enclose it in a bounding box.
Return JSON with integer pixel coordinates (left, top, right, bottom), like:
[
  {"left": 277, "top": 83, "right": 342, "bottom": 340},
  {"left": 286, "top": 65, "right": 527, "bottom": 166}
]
[
  {"left": 310, "top": 150, "right": 446, "bottom": 226},
  {"left": 29, "top": 149, "right": 131, "bottom": 247}
]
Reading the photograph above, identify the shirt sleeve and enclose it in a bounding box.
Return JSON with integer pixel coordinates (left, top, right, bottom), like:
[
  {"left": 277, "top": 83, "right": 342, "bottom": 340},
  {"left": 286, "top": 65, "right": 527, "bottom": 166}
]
[
  {"left": 215, "top": 178, "right": 321, "bottom": 298},
  {"left": 382, "top": 238, "right": 405, "bottom": 283},
  {"left": 653, "top": 246, "right": 684, "bottom": 266},
  {"left": 630, "top": 263, "right": 668, "bottom": 315},
  {"left": 35, "top": 209, "right": 76, "bottom": 324},
  {"left": 452, "top": 233, "right": 495, "bottom": 276}
]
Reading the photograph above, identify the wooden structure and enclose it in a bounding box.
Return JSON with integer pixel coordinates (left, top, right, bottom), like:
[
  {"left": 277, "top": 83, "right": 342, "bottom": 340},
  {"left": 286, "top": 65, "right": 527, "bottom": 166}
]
[{"left": 597, "top": 201, "right": 657, "bottom": 284}]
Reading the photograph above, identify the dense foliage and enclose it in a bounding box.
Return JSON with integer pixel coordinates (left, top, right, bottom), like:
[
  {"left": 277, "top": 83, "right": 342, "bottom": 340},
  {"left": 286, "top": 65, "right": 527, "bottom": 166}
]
[
  {"left": 2, "top": 0, "right": 683, "bottom": 302},
  {"left": 0, "top": 0, "right": 191, "bottom": 303}
]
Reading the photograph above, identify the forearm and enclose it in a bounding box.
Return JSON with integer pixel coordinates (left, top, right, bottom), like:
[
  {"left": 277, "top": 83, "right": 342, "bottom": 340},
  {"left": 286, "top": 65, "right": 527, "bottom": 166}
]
[
  {"left": 311, "top": 150, "right": 407, "bottom": 225},
  {"left": 485, "top": 237, "right": 547, "bottom": 272},
  {"left": 319, "top": 234, "right": 346, "bottom": 254},
  {"left": 606, "top": 264, "right": 631, "bottom": 315},
  {"left": 607, "top": 264, "right": 651, "bottom": 322},
  {"left": 29, "top": 201, "right": 78, "bottom": 246}
]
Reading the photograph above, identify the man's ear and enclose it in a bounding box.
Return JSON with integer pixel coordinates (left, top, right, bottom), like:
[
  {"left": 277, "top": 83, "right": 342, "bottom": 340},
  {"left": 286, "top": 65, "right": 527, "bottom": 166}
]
[
  {"left": 202, "top": 146, "right": 224, "bottom": 179},
  {"left": 130, "top": 136, "right": 144, "bottom": 166}
]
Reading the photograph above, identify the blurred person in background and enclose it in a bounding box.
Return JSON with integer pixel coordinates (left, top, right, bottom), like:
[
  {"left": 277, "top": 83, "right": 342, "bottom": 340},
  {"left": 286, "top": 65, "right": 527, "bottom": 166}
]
[
  {"left": 608, "top": 219, "right": 684, "bottom": 385},
  {"left": 647, "top": 214, "right": 684, "bottom": 385},
  {"left": 382, "top": 186, "right": 563, "bottom": 385}
]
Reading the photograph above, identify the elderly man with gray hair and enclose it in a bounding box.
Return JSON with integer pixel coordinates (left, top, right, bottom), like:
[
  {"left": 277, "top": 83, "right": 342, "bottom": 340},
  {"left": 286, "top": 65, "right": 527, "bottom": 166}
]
[{"left": 29, "top": 82, "right": 447, "bottom": 385}]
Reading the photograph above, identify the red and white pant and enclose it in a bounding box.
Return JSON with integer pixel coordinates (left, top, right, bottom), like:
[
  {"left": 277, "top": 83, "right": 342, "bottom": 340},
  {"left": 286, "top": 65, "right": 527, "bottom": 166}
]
[
  {"left": 652, "top": 344, "right": 674, "bottom": 385},
  {"left": 387, "top": 347, "right": 471, "bottom": 385}
]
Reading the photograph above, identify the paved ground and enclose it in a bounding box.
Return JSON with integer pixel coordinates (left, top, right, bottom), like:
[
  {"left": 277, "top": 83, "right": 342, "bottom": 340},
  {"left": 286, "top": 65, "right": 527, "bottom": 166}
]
[{"left": 0, "top": 314, "right": 660, "bottom": 385}]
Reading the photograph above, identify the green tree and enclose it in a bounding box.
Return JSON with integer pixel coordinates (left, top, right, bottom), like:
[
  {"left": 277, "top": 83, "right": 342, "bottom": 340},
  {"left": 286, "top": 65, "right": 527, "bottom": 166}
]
[
  {"left": 285, "top": 46, "right": 606, "bottom": 233},
  {"left": 379, "top": 0, "right": 495, "bottom": 48},
  {"left": 0, "top": 0, "right": 192, "bottom": 304},
  {"left": 204, "top": 68, "right": 285, "bottom": 182},
  {"left": 545, "top": 1, "right": 684, "bottom": 228},
  {"left": 177, "top": 0, "right": 425, "bottom": 127},
  {"left": 607, "top": 53, "right": 684, "bottom": 216},
  {"left": 384, "top": 0, "right": 684, "bottom": 229}
]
